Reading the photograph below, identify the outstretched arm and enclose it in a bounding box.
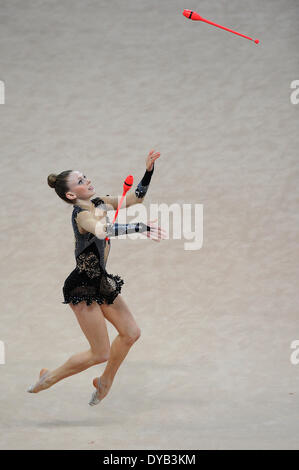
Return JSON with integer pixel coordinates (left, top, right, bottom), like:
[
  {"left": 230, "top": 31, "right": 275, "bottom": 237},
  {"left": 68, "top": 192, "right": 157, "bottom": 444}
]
[
  {"left": 76, "top": 210, "right": 150, "bottom": 240},
  {"left": 98, "top": 149, "right": 160, "bottom": 211}
]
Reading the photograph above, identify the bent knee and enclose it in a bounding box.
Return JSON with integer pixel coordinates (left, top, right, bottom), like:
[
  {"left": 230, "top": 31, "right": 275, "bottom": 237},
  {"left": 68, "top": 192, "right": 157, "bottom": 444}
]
[
  {"left": 92, "top": 350, "right": 110, "bottom": 364},
  {"left": 123, "top": 327, "right": 141, "bottom": 345}
]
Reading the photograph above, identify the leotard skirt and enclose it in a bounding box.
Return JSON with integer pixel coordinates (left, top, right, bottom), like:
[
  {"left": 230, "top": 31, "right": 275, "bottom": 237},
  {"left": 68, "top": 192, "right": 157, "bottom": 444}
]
[{"left": 62, "top": 242, "right": 124, "bottom": 306}]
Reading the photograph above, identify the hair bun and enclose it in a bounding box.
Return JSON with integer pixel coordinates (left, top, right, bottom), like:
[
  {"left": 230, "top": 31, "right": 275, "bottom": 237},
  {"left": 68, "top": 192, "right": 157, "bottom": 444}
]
[{"left": 47, "top": 173, "right": 57, "bottom": 188}]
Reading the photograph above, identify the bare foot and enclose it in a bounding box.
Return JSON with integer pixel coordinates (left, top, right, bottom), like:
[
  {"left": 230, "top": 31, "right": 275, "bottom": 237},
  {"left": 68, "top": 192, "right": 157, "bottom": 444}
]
[
  {"left": 92, "top": 376, "right": 112, "bottom": 401},
  {"left": 28, "top": 368, "right": 51, "bottom": 393}
]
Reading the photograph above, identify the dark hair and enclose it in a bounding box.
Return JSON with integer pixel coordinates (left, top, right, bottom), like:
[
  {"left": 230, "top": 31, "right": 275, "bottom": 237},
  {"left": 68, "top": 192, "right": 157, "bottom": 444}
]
[{"left": 47, "top": 170, "right": 74, "bottom": 205}]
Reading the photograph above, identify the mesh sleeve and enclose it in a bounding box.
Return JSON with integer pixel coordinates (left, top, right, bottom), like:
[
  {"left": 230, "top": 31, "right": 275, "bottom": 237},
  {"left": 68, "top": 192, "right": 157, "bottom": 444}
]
[
  {"left": 134, "top": 164, "right": 154, "bottom": 199},
  {"left": 105, "top": 222, "right": 150, "bottom": 237}
]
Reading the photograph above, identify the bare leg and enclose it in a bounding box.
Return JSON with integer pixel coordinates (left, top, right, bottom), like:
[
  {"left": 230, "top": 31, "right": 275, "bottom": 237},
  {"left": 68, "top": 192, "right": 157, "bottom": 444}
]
[
  {"left": 101, "top": 335, "right": 137, "bottom": 382},
  {"left": 31, "top": 301, "right": 111, "bottom": 393},
  {"left": 92, "top": 294, "right": 141, "bottom": 401}
]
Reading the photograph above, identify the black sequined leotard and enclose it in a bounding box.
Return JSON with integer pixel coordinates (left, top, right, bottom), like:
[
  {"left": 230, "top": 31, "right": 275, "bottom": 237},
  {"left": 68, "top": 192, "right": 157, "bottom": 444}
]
[
  {"left": 62, "top": 165, "right": 154, "bottom": 307},
  {"left": 62, "top": 198, "right": 125, "bottom": 306}
]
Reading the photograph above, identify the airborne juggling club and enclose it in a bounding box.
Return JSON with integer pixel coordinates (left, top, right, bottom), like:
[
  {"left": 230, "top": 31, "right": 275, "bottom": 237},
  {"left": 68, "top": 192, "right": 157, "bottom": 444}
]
[
  {"left": 183, "top": 9, "right": 260, "bottom": 44},
  {"left": 105, "top": 175, "right": 134, "bottom": 241}
]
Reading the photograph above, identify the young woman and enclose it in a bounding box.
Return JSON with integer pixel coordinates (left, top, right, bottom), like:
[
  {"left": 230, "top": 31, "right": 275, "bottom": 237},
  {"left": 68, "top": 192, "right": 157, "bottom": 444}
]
[{"left": 27, "top": 149, "right": 166, "bottom": 406}]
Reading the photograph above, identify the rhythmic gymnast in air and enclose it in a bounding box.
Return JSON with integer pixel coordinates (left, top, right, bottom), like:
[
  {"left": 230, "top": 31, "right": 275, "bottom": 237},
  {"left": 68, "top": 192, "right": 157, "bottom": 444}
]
[{"left": 27, "top": 149, "right": 166, "bottom": 406}]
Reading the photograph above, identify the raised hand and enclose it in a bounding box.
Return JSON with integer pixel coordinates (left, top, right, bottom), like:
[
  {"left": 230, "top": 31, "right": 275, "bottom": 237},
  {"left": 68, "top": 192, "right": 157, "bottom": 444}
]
[{"left": 146, "top": 149, "right": 160, "bottom": 171}]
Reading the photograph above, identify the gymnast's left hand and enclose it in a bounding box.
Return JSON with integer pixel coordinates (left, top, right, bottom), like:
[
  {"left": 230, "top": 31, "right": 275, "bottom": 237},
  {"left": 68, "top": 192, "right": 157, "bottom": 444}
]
[
  {"left": 146, "top": 149, "right": 160, "bottom": 171},
  {"left": 145, "top": 219, "right": 167, "bottom": 243}
]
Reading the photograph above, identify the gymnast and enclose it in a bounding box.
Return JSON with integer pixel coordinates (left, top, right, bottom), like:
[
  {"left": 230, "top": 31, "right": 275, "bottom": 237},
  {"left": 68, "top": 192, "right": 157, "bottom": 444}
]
[{"left": 27, "top": 149, "right": 166, "bottom": 406}]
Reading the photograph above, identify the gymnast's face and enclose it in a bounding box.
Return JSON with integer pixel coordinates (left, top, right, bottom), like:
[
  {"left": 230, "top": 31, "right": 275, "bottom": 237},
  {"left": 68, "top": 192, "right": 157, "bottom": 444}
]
[{"left": 66, "top": 170, "right": 96, "bottom": 203}]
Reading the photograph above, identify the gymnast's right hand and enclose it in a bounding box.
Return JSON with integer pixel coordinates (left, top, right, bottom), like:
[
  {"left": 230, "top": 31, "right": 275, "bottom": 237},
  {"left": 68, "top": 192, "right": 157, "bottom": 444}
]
[{"left": 145, "top": 219, "right": 167, "bottom": 242}]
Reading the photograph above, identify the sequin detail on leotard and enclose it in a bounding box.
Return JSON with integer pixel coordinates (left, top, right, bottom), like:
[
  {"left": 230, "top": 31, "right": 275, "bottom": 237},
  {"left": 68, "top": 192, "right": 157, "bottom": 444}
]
[
  {"left": 62, "top": 199, "right": 124, "bottom": 306},
  {"left": 77, "top": 251, "right": 102, "bottom": 279}
]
